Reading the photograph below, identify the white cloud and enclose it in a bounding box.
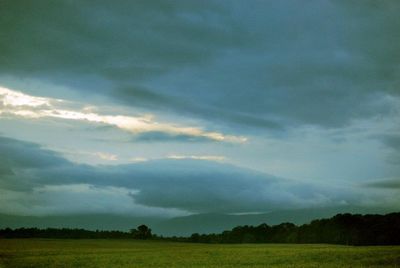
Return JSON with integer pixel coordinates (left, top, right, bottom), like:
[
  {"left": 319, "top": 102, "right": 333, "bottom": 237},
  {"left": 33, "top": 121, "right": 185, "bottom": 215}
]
[
  {"left": 167, "top": 154, "right": 226, "bottom": 162},
  {"left": 0, "top": 86, "right": 53, "bottom": 107},
  {"left": 0, "top": 86, "right": 247, "bottom": 143},
  {"left": 129, "top": 157, "right": 149, "bottom": 163},
  {"left": 94, "top": 152, "right": 118, "bottom": 161}
]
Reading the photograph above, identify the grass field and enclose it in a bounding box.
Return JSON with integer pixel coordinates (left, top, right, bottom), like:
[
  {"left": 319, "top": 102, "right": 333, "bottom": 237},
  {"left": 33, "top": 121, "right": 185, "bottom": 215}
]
[{"left": 0, "top": 239, "right": 399, "bottom": 268}]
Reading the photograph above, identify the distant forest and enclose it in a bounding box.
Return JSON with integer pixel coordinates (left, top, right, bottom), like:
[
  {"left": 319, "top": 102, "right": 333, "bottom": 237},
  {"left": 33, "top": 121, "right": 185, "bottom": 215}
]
[{"left": 1, "top": 212, "right": 399, "bottom": 245}]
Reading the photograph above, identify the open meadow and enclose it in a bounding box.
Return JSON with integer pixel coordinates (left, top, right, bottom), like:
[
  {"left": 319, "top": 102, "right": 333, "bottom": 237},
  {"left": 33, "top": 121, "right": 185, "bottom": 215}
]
[{"left": 0, "top": 239, "right": 399, "bottom": 268}]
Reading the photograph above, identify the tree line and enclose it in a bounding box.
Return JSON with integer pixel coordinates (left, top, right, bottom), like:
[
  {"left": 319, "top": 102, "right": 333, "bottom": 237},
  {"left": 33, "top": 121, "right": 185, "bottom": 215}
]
[
  {"left": 0, "top": 224, "right": 153, "bottom": 240},
  {"left": 1, "top": 212, "right": 399, "bottom": 245},
  {"left": 184, "top": 212, "right": 400, "bottom": 245}
]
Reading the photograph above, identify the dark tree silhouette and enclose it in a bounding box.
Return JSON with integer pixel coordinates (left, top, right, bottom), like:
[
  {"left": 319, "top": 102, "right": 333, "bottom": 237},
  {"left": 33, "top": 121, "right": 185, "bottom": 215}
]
[
  {"left": 1, "top": 213, "right": 399, "bottom": 245},
  {"left": 131, "top": 224, "right": 152, "bottom": 239}
]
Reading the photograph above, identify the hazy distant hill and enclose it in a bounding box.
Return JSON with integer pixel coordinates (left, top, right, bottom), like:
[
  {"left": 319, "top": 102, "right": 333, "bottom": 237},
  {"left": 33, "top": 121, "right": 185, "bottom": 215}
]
[{"left": 0, "top": 206, "right": 396, "bottom": 236}]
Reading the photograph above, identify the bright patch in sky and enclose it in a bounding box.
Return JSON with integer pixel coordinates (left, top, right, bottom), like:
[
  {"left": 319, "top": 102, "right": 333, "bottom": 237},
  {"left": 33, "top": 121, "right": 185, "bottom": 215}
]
[{"left": 0, "top": 86, "right": 247, "bottom": 143}]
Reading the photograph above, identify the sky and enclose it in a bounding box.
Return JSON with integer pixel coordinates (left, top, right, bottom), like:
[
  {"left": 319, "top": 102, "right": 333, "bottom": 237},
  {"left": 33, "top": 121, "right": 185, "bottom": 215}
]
[{"left": 0, "top": 0, "right": 399, "bottom": 219}]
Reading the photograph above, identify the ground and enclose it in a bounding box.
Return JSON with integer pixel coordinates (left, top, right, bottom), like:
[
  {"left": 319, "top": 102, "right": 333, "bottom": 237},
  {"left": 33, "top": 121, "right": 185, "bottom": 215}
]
[{"left": 0, "top": 239, "right": 399, "bottom": 267}]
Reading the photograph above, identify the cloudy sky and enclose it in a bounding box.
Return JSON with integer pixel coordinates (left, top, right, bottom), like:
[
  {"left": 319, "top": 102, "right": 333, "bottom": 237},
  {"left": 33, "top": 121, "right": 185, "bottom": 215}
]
[{"left": 0, "top": 0, "right": 399, "bottom": 219}]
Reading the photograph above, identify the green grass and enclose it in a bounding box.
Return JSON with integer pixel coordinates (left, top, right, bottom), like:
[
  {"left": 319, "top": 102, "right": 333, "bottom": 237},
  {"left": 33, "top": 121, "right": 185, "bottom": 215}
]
[{"left": 0, "top": 239, "right": 399, "bottom": 268}]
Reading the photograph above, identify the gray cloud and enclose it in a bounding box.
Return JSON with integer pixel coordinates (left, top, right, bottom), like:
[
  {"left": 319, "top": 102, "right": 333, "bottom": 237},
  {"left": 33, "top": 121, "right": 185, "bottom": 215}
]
[
  {"left": 382, "top": 134, "right": 400, "bottom": 151},
  {"left": 132, "top": 131, "right": 215, "bottom": 142},
  {"left": 0, "top": 136, "right": 368, "bottom": 215},
  {"left": 0, "top": 136, "right": 69, "bottom": 171},
  {"left": 1, "top": 1, "right": 399, "bottom": 132},
  {"left": 0, "top": 136, "right": 76, "bottom": 191},
  {"left": 378, "top": 134, "right": 400, "bottom": 165},
  {"left": 0, "top": 0, "right": 243, "bottom": 77},
  {"left": 364, "top": 179, "right": 400, "bottom": 189}
]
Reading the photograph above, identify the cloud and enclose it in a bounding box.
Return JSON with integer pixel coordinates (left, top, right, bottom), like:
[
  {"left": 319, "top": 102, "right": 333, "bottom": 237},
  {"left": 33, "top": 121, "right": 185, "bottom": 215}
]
[
  {"left": 381, "top": 134, "right": 400, "bottom": 151},
  {"left": 166, "top": 154, "right": 225, "bottom": 162},
  {"left": 0, "top": 86, "right": 54, "bottom": 107},
  {"left": 93, "top": 152, "right": 118, "bottom": 161},
  {"left": 1, "top": 0, "right": 399, "bottom": 131},
  {"left": 0, "top": 0, "right": 244, "bottom": 78},
  {"left": 364, "top": 178, "right": 400, "bottom": 189},
  {"left": 1, "top": 1, "right": 399, "bottom": 221},
  {"left": 0, "top": 86, "right": 246, "bottom": 143},
  {"left": 0, "top": 136, "right": 69, "bottom": 170},
  {"left": 377, "top": 133, "right": 400, "bottom": 165},
  {"left": 0, "top": 184, "right": 188, "bottom": 217},
  {"left": 129, "top": 157, "right": 148, "bottom": 163},
  {"left": 131, "top": 131, "right": 222, "bottom": 143},
  {"left": 1, "top": 136, "right": 397, "bottom": 216}
]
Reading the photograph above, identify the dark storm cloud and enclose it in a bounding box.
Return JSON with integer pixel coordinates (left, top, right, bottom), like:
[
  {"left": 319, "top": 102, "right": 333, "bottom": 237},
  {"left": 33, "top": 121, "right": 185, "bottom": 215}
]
[
  {"left": 379, "top": 134, "right": 400, "bottom": 165},
  {"left": 364, "top": 179, "right": 400, "bottom": 189},
  {"left": 0, "top": 0, "right": 243, "bottom": 77},
  {"left": 0, "top": 136, "right": 75, "bottom": 191},
  {"left": 335, "top": 0, "right": 400, "bottom": 93},
  {"left": 153, "top": 0, "right": 400, "bottom": 129},
  {"left": 115, "top": 86, "right": 283, "bottom": 131},
  {"left": 0, "top": 136, "right": 69, "bottom": 170},
  {"left": 381, "top": 134, "right": 400, "bottom": 151},
  {"left": 0, "top": 136, "right": 357, "bottom": 213},
  {"left": 1, "top": 1, "right": 399, "bottom": 132}
]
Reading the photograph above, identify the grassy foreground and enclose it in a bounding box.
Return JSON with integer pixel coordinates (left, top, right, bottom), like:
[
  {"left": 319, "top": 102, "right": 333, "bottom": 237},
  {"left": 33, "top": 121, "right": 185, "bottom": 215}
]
[{"left": 0, "top": 239, "right": 399, "bottom": 268}]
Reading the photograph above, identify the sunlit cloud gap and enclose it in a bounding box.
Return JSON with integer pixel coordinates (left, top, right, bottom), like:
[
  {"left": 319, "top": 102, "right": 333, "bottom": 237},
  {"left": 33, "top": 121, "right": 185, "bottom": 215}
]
[
  {"left": 167, "top": 155, "right": 226, "bottom": 161},
  {"left": 59, "top": 148, "right": 226, "bottom": 163},
  {"left": 0, "top": 86, "right": 247, "bottom": 143}
]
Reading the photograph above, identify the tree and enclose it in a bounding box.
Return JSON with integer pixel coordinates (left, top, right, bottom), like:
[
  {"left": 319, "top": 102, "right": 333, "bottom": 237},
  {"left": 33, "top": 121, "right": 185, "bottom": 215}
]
[
  {"left": 190, "top": 233, "right": 200, "bottom": 242},
  {"left": 131, "top": 224, "right": 152, "bottom": 239}
]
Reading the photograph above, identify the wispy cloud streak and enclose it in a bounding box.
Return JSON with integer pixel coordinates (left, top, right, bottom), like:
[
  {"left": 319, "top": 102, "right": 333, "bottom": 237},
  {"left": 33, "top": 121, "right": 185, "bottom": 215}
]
[
  {"left": 0, "top": 86, "right": 247, "bottom": 143},
  {"left": 167, "top": 154, "right": 226, "bottom": 162}
]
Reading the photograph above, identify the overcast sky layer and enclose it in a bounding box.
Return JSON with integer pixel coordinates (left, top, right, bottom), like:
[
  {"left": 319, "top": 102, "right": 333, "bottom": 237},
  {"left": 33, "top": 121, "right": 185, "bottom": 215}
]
[{"left": 0, "top": 0, "right": 399, "bottom": 218}]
